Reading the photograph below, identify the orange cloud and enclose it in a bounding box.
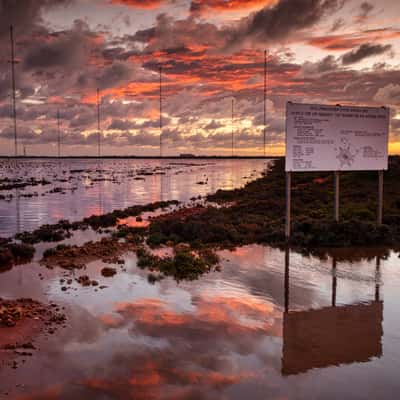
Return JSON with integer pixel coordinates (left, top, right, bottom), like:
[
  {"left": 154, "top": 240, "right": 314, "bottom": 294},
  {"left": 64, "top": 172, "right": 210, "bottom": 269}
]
[
  {"left": 308, "top": 29, "right": 400, "bottom": 51},
  {"left": 110, "top": 0, "right": 167, "bottom": 9},
  {"left": 191, "top": 0, "right": 278, "bottom": 14}
]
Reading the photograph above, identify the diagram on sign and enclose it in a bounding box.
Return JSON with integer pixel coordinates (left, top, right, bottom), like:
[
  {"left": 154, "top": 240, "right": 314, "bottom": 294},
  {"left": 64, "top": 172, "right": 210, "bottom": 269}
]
[{"left": 335, "top": 138, "right": 360, "bottom": 168}]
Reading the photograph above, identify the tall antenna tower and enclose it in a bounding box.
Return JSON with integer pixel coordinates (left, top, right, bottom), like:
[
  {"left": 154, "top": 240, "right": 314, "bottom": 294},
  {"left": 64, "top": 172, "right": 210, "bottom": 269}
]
[
  {"left": 9, "top": 25, "right": 18, "bottom": 157},
  {"left": 159, "top": 65, "right": 162, "bottom": 158},
  {"left": 263, "top": 49, "right": 267, "bottom": 158},
  {"left": 57, "top": 109, "right": 61, "bottom": 157},
  {"left": 97, "top": 88, "right": 101, "bottom": 157},
  {"left": 231, "top": 99, "right": 234, "bottom": 157}
]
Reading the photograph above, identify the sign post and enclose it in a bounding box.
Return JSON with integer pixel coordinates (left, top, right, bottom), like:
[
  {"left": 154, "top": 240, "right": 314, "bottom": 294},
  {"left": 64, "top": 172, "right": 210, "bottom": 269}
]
[
  {"left": 285, "top": 102, "right": 389, "bottom": 238},
  {"left": 334, "top": 171, "right": 340, "bottom": 222},
  {"left": 378, "top": 170, "right": 384, "bottom": 225},
  {"left": 285, "top": 172, "right": 291, "bottom": 239}
]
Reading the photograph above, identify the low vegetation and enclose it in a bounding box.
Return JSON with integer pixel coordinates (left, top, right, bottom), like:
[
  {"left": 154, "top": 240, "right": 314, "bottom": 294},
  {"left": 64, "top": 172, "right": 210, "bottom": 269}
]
[
  {"left": 136, "top": 246, "right": 219, "bottom": 282},
  {"left": 148, "top": 157, "right": 400, "bottom": 249}
]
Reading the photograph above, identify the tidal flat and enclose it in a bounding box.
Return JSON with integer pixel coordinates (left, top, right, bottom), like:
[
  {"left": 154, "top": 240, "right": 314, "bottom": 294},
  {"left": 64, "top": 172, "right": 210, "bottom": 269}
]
[{"left": 1, "top": 158, "right": 400, "bottom": 400}]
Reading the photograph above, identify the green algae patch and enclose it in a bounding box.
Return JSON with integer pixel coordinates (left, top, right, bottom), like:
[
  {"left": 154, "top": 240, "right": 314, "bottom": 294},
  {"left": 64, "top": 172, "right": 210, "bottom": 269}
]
[{"left": 136, "top": 246, "right": 220, "bottom": 282}]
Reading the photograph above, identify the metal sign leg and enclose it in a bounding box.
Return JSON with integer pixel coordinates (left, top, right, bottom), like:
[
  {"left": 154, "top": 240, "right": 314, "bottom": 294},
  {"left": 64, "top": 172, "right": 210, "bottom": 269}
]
[
  {"left": 334, "top": 171, "right": 340, "bottom": 222},
  {"left": 378, "top": 170, "right": 383, "bottom": 225},
  {"left": 285, "top": 172, "right": 291, "bottom": 239}
]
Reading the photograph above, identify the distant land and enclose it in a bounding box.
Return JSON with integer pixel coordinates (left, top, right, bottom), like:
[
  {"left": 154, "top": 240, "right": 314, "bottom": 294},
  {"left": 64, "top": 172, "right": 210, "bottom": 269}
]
[{"left": 0, "top": 155, "right": 273, "bottom": 160}]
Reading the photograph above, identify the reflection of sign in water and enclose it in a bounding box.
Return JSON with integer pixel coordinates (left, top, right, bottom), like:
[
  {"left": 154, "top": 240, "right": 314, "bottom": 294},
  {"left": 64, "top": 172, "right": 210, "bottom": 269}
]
[
  {"left": 281, "top": 301, "right": 383, "bottom": 376},
  {"left": 285, "top": 102, "right": 389, "bottom": 172}
]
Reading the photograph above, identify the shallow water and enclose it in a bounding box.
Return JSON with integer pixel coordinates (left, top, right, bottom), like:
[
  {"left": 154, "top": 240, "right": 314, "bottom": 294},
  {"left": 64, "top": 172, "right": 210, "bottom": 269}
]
[
  {"left": 1, "top": 158, "right": 400, "bottom": 399},
  {"left": 1, "top": 244, "right": 400, "bottom": 399},
  {"left": 0, "top": 158, "right": 267, "bottom": 237}
]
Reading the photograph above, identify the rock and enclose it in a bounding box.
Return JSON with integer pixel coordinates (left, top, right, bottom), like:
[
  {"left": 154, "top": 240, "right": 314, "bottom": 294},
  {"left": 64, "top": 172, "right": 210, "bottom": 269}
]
[
  {"left": 76, "top": 275, "right": 91, "bottom": 286},
  {"left": 101, "top": 267, "right": 117, "bottom": 277}
]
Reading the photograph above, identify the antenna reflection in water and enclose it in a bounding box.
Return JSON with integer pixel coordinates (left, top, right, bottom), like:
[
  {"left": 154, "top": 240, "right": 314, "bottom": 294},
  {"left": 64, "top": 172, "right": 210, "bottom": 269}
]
[
  {"left": 97, "top": 160, "right": 104, "bottom": 216},
  {"left": 159, "top": 159, "right": 170, "bottom": 203},
  {"left": 282, "top": 247, "right": 383, "bottom": 376}
]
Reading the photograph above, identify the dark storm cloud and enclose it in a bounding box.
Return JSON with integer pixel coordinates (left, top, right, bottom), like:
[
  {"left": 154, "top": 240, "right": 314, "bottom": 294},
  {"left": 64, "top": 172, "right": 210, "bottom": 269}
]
[
  {"left": 108, "top": 118, "right": 136, "bottom": 130},
  {"left": 97, "top": 62, "right": 135, "bottom": 89},
  {"left": 131, "top": 0, "right": 344, "bottom": 54},
  {"left": 69, "top": 110, "right": 97, "bottom": 128},
  {"left": 109, "top": 117, "right": 171, "bottom": 131},
  {"left": 237, "top": 0, "right": 343, "bottom": 43},
  {"left": 342, "top": 43, "right": 392, "bottom": 65},
  {"left": 131, "top": 13, "right": 228, "bottom": 52},
  {"left": 1, "top": 125, "right": 60, "bottom": 144},
  {"left": 300, "top": 55, "right": 339, "bottom": 76},
  {"left": 0, "top": 0, "right": 74, "bottom": 37},
  {"left": 23, "top": 25, "right": 91, "bottom": 70},
  {"left": 357, "top": 2, "right": 374, "bottom": 23},
  {"left": 374, "top": 83, "right": 400, "bottom": 105},
  {"left": 330, "top": 18, "right": 345, "bottom": 32},
  {"left": 131, "top": 27, "right": 156, "bottom": 43}
]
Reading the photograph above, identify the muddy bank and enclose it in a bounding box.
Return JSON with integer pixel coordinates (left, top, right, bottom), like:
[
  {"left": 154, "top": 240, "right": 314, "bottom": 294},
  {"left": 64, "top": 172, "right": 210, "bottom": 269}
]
[
  {"left": 0, "top": 298, "right": 66, "bottom": 370},
  {"left": 0, "top": 239, "right": 35, "bottom": 271},
  {"left": 41, "top": 236, "right": 140, "bottom": 270},
  {"left": 40, "top": 230, "right": 219, "bottom": 282},
  {"left": 15, "top": 200, "right": 179, "bottom": 245}
]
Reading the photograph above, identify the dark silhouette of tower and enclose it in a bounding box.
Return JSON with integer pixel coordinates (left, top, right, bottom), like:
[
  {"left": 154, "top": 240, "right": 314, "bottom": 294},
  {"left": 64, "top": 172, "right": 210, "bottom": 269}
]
[
  {"left": 159, "top": 65, "right": 163, "bottom": 158},
  {"left": 231, "top": 99, "right": 234, "bottom": 157},
  {"left": 263, "top": 49, "right": 267, "bottom": 158},
  {"left": 9, "top": 25, "right": 18, "bottom": 157},
  {"left": 97, "top": 88, "right": 101, "bottom": 157},
  {"left": 57, "top": 109, "right": 61, "bottom": 157}
]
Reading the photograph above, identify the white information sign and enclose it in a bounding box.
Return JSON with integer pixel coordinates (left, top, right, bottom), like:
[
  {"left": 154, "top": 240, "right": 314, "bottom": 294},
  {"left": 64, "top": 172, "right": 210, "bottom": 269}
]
[{"left": 285, "top": 102, "right": 389, "bottom": 172}]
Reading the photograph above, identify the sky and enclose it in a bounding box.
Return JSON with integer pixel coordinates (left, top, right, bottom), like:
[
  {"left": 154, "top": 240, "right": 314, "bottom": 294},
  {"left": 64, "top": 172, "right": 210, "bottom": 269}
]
[{"left": 0, "top": 0, "right": 399, "bottom": 156}]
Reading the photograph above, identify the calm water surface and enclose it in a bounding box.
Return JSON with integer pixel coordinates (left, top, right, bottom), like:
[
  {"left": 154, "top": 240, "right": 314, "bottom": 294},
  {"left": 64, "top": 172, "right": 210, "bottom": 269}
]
[
  {"left": 0, "top": 158, "right": 267, "bottom": 237},
  {"left": 0, "top": 158, "right": 399, "bottom": 399}
]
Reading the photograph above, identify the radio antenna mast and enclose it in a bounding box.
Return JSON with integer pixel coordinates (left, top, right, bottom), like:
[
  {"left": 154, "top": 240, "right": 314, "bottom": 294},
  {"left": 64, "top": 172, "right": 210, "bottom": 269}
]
[
  {"left": 57, "top": 109, "right": 61, "bottom": 157},
  {"left": 159, "top": 65, "right": 162, "bottom": 158},
  {"left": 263, "top": 49, "right": 267, "bottom": 158},
  {"left": 231, "top": 99, "right": 234, "bottom": 157},
  {"left": 97, "top": 88, "right": 101, "bottom": 157},
  {"left": 9, "top": 25, "right": 18, "bottom": 157}
]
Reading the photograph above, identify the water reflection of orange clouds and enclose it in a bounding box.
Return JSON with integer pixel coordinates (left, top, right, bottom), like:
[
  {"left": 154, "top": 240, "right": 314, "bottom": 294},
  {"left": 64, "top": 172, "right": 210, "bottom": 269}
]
[
  {"left": 81, "top": 366, "right": 256, "bottom": 400},
  {"left": 102, "top": 295, "right": 282, "bottom": 337}
]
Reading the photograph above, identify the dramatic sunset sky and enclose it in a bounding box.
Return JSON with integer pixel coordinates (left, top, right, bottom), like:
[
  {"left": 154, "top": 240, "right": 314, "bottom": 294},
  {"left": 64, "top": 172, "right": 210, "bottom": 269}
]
[{"left": 0, "top": 0, "right": 399, "bottom": 156}]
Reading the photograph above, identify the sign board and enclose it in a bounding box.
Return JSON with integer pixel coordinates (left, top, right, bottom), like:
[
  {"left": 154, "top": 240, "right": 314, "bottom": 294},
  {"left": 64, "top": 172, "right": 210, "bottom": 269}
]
[{"left": 285, "top": 103, "right": 389, "bottom": 172}]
